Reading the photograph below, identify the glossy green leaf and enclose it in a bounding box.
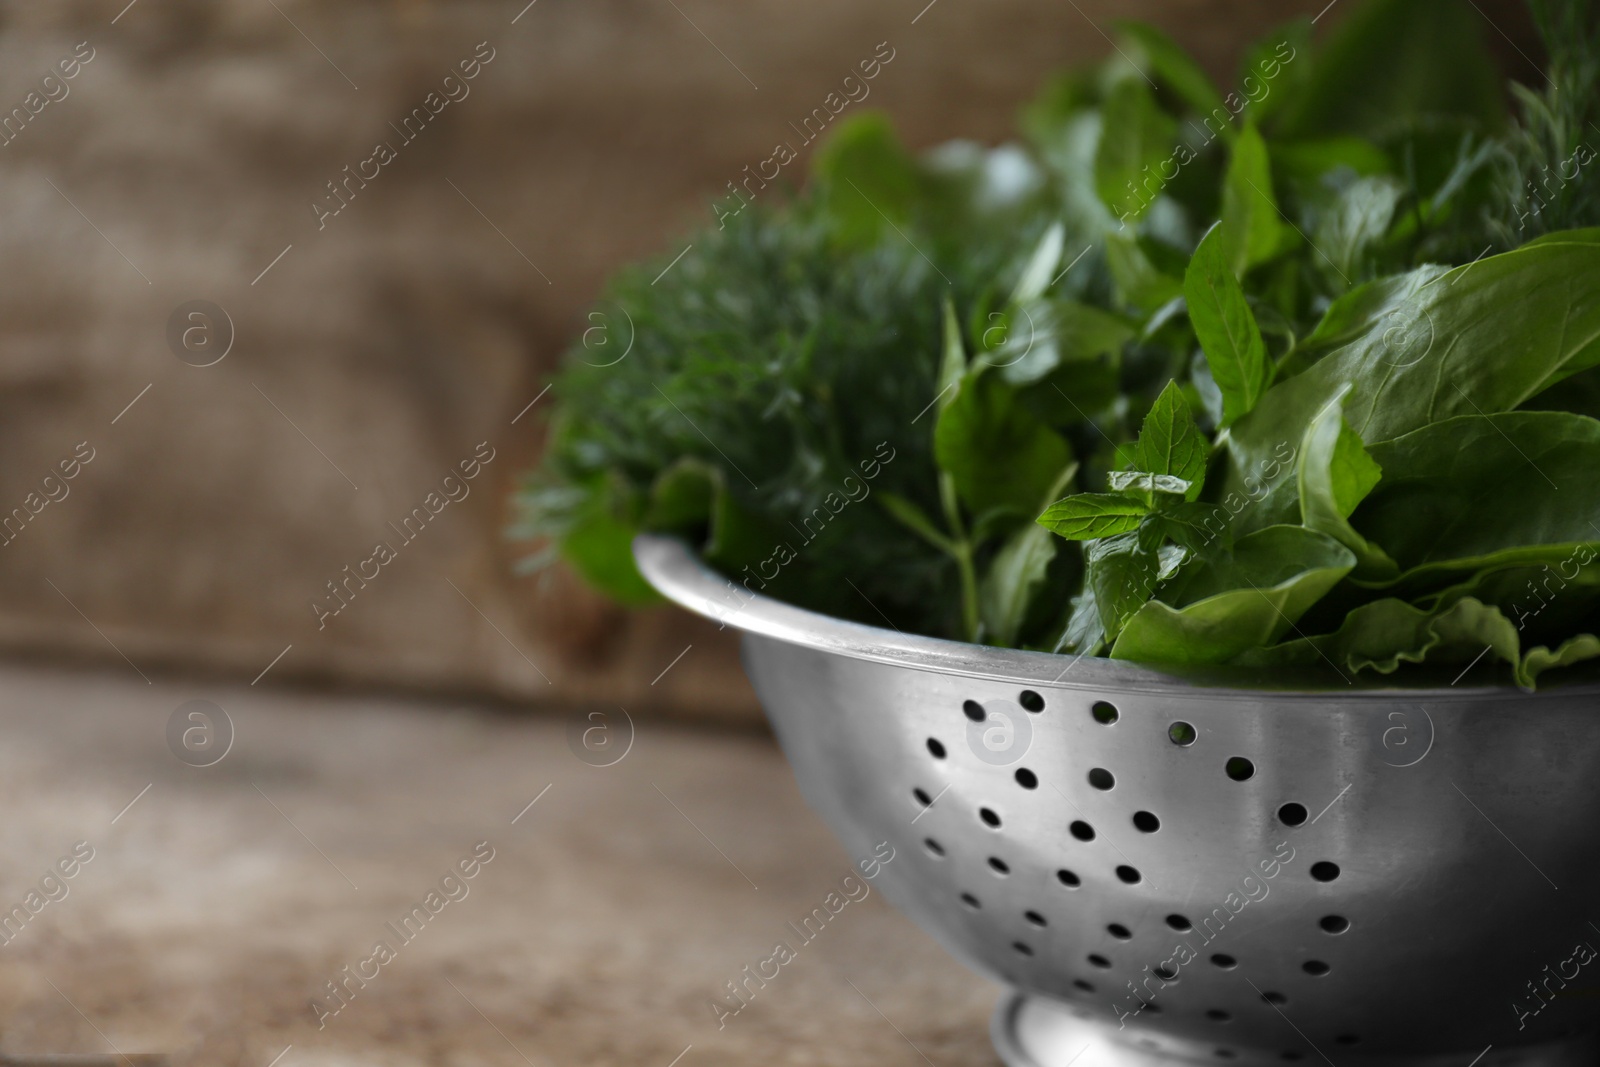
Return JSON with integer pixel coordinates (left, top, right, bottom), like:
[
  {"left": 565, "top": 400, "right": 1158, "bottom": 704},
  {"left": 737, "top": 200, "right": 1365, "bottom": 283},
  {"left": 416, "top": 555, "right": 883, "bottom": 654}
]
[
  {"left": 1106, "top": 231, "right": 1184, "bottom": 313},
  {"left": 994, "top": 299, "right": 1134, "bottom": 386},
  {"left": 1184, "top": 223, "right": 1270, "bottom": 426},
  {"left": 1110, "top": 526, "right": 1355, "bottom": 664},
  {"left": 1353, "top": 412, "right": 1600, "bottom": 580},
  {"left": 1225, "top": 234, "right": 1600, "bottom": 530}
]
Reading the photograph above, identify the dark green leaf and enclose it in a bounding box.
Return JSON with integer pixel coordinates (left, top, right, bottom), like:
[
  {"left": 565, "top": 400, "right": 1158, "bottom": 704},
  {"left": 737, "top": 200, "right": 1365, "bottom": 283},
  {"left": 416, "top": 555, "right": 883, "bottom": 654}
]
[
  {"left": 1296, "top": 391, "right": 1396, "bottom": 580},
  {"left": 980, "top": 462, "right": 1079, "bottom": 646},
  {"left": 935, "top": 371, "right": 1074, "bottom": 519},
  {"left": 1118, "top": 22, "right": 1228, "bottom": 125},
  {"left": 1087, "top": 532, "right": 1161, "bottom": 638},
  {"left": 1354, "top": 412, "right": 1600, "bottom": 581}
]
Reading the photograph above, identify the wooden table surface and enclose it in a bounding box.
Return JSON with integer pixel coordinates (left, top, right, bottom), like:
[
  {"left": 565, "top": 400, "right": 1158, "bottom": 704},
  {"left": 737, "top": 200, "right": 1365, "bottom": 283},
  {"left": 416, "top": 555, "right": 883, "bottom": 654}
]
[{"left": 0, "top": 664, "right": 999, "bottom": 1066}]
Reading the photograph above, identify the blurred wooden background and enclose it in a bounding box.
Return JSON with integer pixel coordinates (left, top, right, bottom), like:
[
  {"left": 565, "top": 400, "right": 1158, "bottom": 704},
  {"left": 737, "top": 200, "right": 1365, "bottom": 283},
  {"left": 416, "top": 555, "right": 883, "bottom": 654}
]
[{"left": 0, "top": 0, "right": 1535, "bottom": 724}]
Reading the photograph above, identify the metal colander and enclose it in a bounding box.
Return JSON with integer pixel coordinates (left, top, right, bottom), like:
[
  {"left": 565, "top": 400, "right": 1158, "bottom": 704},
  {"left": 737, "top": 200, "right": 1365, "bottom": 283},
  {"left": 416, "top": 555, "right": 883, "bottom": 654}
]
[{"left": 635, "top": 535, "right": 1600, "bottom": 1067}]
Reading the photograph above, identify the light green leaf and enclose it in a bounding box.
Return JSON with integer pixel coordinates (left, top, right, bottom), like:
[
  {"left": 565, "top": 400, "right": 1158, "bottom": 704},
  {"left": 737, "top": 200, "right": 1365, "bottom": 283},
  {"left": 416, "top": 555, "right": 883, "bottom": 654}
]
[
  {"left": 1011, "top": 222, "right": 1066, "bottom": 304},
  {"left": 1220, "top": 124, "right": 1284, "bottom": 275},
  {"left": 1225, "top": 234, "right": 1600, "bottom": 530},
  {"left": 1051, "top": 589, "right": 1106, "bottom": 656},
  {"left": 937, "top": 295, "right": 966, "bottom": 414},
  {"left": 1184, "top": 223, "right": 1270, "bottom": 427},
  {"left": 1522, "top": 634, "right": 1600, "bottom": 688},
  {"left": 1093, "top": 80, "right": 1179, "bottom": 223},
  {"left": 1110, "top": 526, "right": 1355, "bottom": 664},
  {"left": 1310, "top": 175, "right": 1405, "bottom": 286},
  {"left": 994, "top": 299, "right": 1134, "bottom": 386},
  {"left": 1106, "top": 471, "right": 1192, "bottom": 500},
  {"left": 1129, "top": 379, "right": 1207, "bottom": 497},
  {"left": 1037, "top": 493, "right": 1149, "bottom": 541},
  {"left": 1296, "top": 391, "right": 1396, "bottom": 580},
  {"left": 811, "top": 113, "right": 924, "bottom": 248}
]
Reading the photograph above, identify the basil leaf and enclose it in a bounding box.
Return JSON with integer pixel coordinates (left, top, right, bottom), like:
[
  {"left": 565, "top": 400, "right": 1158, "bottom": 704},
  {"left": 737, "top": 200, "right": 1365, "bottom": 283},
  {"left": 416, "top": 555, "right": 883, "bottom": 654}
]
[
  {"left": 1038, "top": 492, "right": 1149, "bottom": 540},
  {"left": 1129, "top": 379, "right": 1208, "bottom": 497},
  {"left": 1106, "top": 471, "right": 1192, "bottom": 501},
  {"left": 1184, "top": 222, "right": 1270, "bottom": 426},
  {"left": 1219, "top": 123, "right": 1285, "bottom": 275},
  {"left": 1109, "top": 526, "right": 1355, "bottom": 665}
]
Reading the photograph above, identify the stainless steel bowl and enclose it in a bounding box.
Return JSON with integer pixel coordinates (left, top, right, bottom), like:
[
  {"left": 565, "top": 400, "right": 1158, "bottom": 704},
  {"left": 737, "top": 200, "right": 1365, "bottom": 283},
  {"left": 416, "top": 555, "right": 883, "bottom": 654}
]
[{"left": 634, "top": 535, "right": 1600, "bottom": 1067}]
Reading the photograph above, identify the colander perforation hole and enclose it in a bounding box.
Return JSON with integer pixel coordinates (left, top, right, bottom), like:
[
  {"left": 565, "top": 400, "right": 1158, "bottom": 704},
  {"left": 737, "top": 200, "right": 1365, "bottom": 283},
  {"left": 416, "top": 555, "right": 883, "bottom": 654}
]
[
  {"left": 1166, "top": 914, "right": 1192, "bottom": 931},
  {"left": 1087, "top": 953, "right": 1111, "bottom": 968},
  {"left": 1319, "top": 914, "right": 1350, "bottom": 934},
  {"left": 1279, "top": 1052, "right": 1304, "bottom": 1061},
  {"left": 1015, "top": 768, "right": 1039, "bottom": 789},
  {"left": 1106, "top": 923, "right": 1131, "bottom": 939},
  {"left": 927, "top": 738, "right": 947, "bottom": 759},
  {"left": 1211, "top": 953, "right": 1237, "bottom": 969},
  {"left": 923, "top": 838, "right": 945, "bottom": 857},
  {"left": 1310, "top": 861, "right": 1341, "bottom": 882},
  {"left": 1261, "top": 992, "right": 1288, "bottom": 1005},
  {"left": 1169, "top": 721, "right": 1196, "bottom": 746},
  {"left": 1020, "top": 690, "right": 1045, "bottom": 712},
  {"left": 1277, "top": 802, "right": 1307, "bottom": 826},
  {"left": 1206, "top": 1010, "right": 1232, "bottom": 1022},
  {"left": 1092, "top": 701, "right": 1119, "bottom": 724},
  {"left": 913, "top": 787, "right": 932, "bottom": 806},
  {"left": 960, "top": 892, "right": 981, "bottom": 909},
  {"left": 963, "top": 700, "right": 986, "bottom": 722},
  {"left": 1303, "top": 960, "right": 1331, "bottom": 976},
  {"left": 1088, "top": 767, "right": 1115, "bottom": 790},
  {"left": 1142, "top": 1003, "right": 1162, "bottom": 1014},
  {"left": 988, "top": 856, "right": 1010, "bottom": 876},
  {"left": 1334, "top": 1035, "right": 1360, "bottom": 1045},
  {"left": 1012, "top": 941, "right": 1034, "bottom": 956},
  {"left": 1072, "top": 979, "right": 1094, "bottom": 993},
  {"left": 1057, "top": 869, "right": 1081, "bottom": 888},
  {"left": 1152, "top": 963, "right": 1177, "bottom": 980},
  {"left": 1115, "top": 865, "right": 1142, "bottom": 884},
  {"left": 1070, "top": 820, "right": 1096, "bottom": 841},
  {"left": 1133, "top": 810, "right": 1160, "bottom": 833},
  {"left": 979, "top": 807, "right": 1002, "bottom": 828},
  {"left": 1214, "top": 1049, "right": 1236, "bottom": 1059},
  {"left": 1025, "top": 910, "right": 1047, "bottom": 927},
  {"left": 1225, "top": 756, "right": 1255, "bottom": 781}
]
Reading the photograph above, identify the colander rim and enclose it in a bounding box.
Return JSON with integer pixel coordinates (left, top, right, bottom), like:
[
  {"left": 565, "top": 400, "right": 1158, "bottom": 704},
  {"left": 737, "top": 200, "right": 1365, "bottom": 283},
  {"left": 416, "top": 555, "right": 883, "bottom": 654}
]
[{"left": 633, "top": 534, "right": 1600, "bottom": 702}]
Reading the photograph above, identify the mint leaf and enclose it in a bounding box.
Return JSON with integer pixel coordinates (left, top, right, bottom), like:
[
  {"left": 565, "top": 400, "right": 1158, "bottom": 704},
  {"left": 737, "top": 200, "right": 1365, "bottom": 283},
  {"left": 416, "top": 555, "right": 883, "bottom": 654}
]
[
  {"left": 1037, "top": 493, "right": 1149, "bottom": 540},
  {"left": 1184, "top": 222, "right": 1270, "bottom": 427},
  {"left": 1219, "top": 123, "right": 1285, "bottom": 275},
  {"left": 1129, "top": 379, "right": 1207, "bottom": 496},
  {"left": 1094, "top": 80, "right": 1178, "bottom": 224}
]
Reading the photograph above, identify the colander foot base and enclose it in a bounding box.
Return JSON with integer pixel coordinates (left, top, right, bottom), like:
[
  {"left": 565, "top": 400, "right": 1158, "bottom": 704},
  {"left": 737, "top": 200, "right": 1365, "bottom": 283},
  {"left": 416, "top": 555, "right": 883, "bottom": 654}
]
[{"left": 989, "top": 992, "right": 1600, "bottom": 1067}]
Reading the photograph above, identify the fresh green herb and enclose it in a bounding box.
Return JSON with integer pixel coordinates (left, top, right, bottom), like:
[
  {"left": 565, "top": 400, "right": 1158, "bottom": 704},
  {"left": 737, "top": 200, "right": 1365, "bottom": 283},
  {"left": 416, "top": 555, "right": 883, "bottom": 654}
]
[{"left": 515, "top": 0, "right": 1600, "bottom": 688}]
